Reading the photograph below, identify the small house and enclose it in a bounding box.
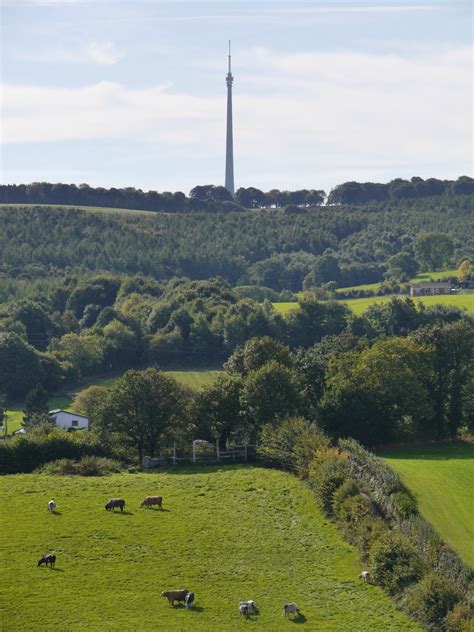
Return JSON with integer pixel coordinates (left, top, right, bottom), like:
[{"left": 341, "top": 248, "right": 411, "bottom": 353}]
[
  {"left": 410, "top": 281, "right": 452, "bottom": 298},
  {"left": 48, "top": 409, "right": 89, "bottom": 430}
]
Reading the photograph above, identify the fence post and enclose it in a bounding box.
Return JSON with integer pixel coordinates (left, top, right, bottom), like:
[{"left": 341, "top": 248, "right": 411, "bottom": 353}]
[
  {"left": 216, "top": 439, "right": 220, "bottom": 461},
  {"left": 193, "top": 441, "right": 196, "bottom": 463},
  {"left": 244, "top": 444, "right": 247, "bottom": 462},
  {"left": 172, "top": 441, "right": 177, "bottom": 465}
]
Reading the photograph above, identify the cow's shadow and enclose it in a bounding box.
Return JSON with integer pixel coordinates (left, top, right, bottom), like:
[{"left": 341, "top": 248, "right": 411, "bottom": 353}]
[
  {"left": 109, "top": 510, "right": 133, "bottom": 516},
  {"left": 143, "top": 507, "right": 170, "bottom": 512},
  {"left": 289, "top": 613, "right": 306, "bottom": 624},
  {"left": 51, "top": 510, "right": 62, "bottom": 516},
  {"left": 171, "top": 604, "right": 205, "bottom": 613},
  {"left": 39, "top": 567, "right": 64, "bottom": 572}
]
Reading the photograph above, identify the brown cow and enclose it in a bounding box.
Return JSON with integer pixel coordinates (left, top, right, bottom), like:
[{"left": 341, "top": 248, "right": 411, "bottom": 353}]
[
  {"left": 140, "top": 496, "right": 163, "bottom": 509},
  {"left": 161, "top": 590, "right": 188, "bottom": 605}
]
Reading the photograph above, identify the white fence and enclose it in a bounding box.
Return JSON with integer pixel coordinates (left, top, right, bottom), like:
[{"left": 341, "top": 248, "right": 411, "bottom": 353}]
[{"left": 142, "top": 441, "right": 257, "bottom": 468}]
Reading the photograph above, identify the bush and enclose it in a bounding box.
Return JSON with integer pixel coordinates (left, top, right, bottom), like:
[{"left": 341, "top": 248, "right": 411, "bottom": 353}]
[
  {"left": 35, "top": 456, "right": 122, "bottom": 476},
  {"left": 369, "top": 531, "right": 423, "bottom": 595},
  {"left": 445, "top": 602, "right": 474, "bottom": 632},
  {"left": 400, "top": 574, "right": 461, "bottom": 630},
  {"left": 308, "top": 448, "right": 350, "bottom": 515},
  {"left": 332, "top": 479, "right": 359, "bottom": 516},
  {"left": 392, "top": 490, "right": 418, "bottom": 518},
  {"left": 257, "top": 417, "right": 329, "bottom": 476},
  {"left": 0, "top": 426, "right": 106, "bottom": 473}
]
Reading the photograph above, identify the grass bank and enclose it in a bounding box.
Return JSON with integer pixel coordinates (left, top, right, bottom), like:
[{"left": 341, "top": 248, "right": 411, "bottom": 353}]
[{"left": 0, "top": 466, "right": 417, "bottom": 631}]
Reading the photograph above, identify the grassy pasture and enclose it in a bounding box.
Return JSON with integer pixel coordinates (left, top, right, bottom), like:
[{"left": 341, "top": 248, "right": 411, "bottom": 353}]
[
  {"left": 332, "top": 270, "right": 458, "bottom": 295},
  {"left": 1, "top": 370, "right": 220, "bottom": 435},
  {"left": 273, "top": 293, "right": 474, "bottom": 316},
  {"left": 0, "top": 203, "right": 155, "bottom": 216},
  {"left": 381, "top": 442, "right": 474, "bottom": 568},
  {"left": 0, "top": 466, "right": 417, "bottom": 631}
]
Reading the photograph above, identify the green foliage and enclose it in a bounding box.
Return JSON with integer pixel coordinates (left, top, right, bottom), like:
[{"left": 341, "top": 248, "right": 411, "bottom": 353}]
[
  {"left": 414, "top": 232, "right": 454, "bottom": 271},
  {"left": 307, "top": 448, "right": 350, "bottom": 515},
  {"left": 224, "top": 335, "right": 292, "bottom": 376},
  {"left": 257, "top": 416, "right": 329, "bottom": 475},
  {"left": 444, "top": 602, "right": 474, "bottom": 632},
  {"left": 239, "top": 361, "right": 300, "bottom": 432},
  {"left": 369, "top": 531, "right": 423, "bottom": 595},
  {"left": 0, "top": 426, "right": 105, "bottom": 473},
  {"left": 35, "top": 456, "right": 122, "bottom": 476},
  {"left": 96, "top": 368, "right": 191, "bottom": 459},
  {"left": 71, "top": 385, "right": 110, "bottom": 423},
  {"left": 191, "top": 373, "right": 244, "bottom": 448},
  {"left": 400, "top": 574, "right": 461, "bottom": 630},
  {"left": 23, "top": 383, "right": 50, "bottom": 430},
  {"left": 319, "top": 337, "right": 434, "bottom": 444}
]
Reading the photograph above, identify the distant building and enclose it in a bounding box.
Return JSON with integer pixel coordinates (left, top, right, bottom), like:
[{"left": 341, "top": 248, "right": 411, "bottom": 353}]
[
  {"left": 48, "top": 409, "right": 89, "bottom": 430},
  {"left": 410, "top": 281, "right": 452, "bottom": 297}
]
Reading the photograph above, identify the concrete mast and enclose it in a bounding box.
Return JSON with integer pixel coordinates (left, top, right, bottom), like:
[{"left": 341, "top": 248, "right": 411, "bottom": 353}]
[{"left": 225, "top": 40, "right": 234, "bottom": 195}]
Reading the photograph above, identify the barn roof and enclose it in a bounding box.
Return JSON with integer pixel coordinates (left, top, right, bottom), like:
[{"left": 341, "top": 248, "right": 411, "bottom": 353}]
[{"left": 48, "top": 409, "right": 89, "bottom": 420}]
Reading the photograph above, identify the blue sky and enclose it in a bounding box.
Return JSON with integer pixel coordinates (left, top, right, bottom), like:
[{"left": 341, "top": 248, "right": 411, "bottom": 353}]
[{"left": 2, "top": 0, "right": 472, "bottom": 194}]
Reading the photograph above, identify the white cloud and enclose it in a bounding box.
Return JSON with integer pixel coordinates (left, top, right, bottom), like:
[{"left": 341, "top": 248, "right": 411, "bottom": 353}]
[
  {"left": 84, "top": 41, "right": 123, "bottom": 65},
  {"left": 2, "top": 46, "right": 471, "bottom": 189}
]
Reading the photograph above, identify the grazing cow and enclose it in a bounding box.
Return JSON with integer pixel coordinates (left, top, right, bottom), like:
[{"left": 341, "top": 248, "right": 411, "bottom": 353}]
[
  {"left": 161, "top": 590, "right": 188, "bottom": 605},
  {"left": 38, "top": 554, "right": 56, "bottom": 568},
  {"left": 105, "top": 498, "right": 125, "bottom": 512},
  {"left": 359, "top": 570, "right": 371, "bottom": 583},
  {"left": 185, "top": 592, "right": 195, "bottom": 609},
  {"left": 239, "top": 600, "right": 256, "bottom": 613},
  {"left": 140, "top": 496, "right": 163, "bottom": 509},
  {"left": 48, "top": 500, "right": 56, "bottom": 513},
  {"left": 239, "top": 604, "right": 250, "bottom": 617},
  {"left": 283, "top": 602, "right": 300, "bottom": 618}
]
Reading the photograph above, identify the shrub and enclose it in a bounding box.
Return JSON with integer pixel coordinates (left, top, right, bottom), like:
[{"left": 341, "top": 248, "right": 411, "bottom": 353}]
[
  {"left": 370, "top": 531, "right": 423, "bottom": 595},
  {"left": 0, "top": 426, "right": 107, "bottom": 473},
  {"left": 35, "top": 456, "right": 122, "bottom": 476},
  {"left": 349, "top": 517, "right": 387, "bottom": 558},
  {"left": 400, "top": 574, "right": 461, "bottom": 630},
  {"left": 332, "top": 479, "right": 359, "bottom": 517},
  {"left": 392, "top": 490, "right": 418, "bottom": 518},
  {"left": 257, "top": 416, "right": 329, "bottom": 476},
  {"left": 308, "top": 448, "right": 350, "bottom": 515},
  {"left": 445, "top": 602, "right": 474, "bottom": 632},
  {"left": 337, "top": 494, "right": 374, "bottom": 526}
]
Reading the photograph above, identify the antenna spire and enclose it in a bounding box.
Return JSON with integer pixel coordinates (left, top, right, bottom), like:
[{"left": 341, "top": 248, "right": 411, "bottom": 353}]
[{"left": 228, "top": 40, "right": 231, "bottom": 73}]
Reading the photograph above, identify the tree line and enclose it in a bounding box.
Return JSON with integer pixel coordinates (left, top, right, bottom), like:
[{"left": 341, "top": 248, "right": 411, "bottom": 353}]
[{"left": 1, "top": 176, "right": 472, "bottom": 212}]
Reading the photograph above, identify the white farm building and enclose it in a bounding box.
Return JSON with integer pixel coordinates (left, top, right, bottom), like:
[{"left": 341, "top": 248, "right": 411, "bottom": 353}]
[{"left": 48, "top": 409, "right": 89, "bottom": 430}]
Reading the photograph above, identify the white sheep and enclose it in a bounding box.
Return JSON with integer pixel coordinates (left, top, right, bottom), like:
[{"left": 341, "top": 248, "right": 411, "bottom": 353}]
[
  {"left": 283, "top": 602, "right": 300, "bottom": 618},
  {"left": 359, "top": 570, "right": 371, "bottom": 583}
]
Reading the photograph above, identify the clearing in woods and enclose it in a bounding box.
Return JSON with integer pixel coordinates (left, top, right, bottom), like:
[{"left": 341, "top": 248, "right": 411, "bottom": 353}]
[
  {"left": 0, "top": 466, "right": 417, "bottom": 631},
  {"left": 381, "top": 442, "right": 474, "bottom": 568},
  {"left": 273, "top": 293, "right": 474, "bottom": 316}
]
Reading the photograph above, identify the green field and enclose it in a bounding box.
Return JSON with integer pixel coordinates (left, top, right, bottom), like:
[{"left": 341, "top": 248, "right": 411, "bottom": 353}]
[
  {"left": 0, "top": 466, "right": 417, "bottom": 631},
  {"left": 333, "top": 269, "right": 458, "bottom": 295},
  {"left": 0, "top": 203, "right": 155, "bottom": 216},
  {"left": 1, "top": 370, "right": 220, "bottom": 435},
  {"left": 381, "top": 442, "right": 474, "bottom": 567},
  {"left": 273, "top": 293, "right": 474, "bottom": 316}
]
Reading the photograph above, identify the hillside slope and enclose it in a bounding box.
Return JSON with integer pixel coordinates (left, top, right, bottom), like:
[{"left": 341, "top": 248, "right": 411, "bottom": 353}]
[{"left": 0, "top": 467, "right": 417, "bottom": 631}]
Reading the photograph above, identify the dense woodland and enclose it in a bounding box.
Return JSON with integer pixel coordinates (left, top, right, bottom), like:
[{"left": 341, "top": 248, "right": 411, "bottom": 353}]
[{"left": 1, "top": 195, "right": 473, "bottom": 293}]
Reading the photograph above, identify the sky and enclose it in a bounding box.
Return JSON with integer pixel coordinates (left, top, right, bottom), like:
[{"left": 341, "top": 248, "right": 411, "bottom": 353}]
[{"left": 1, "top": 0, "right": 472, "bottom": 194}]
